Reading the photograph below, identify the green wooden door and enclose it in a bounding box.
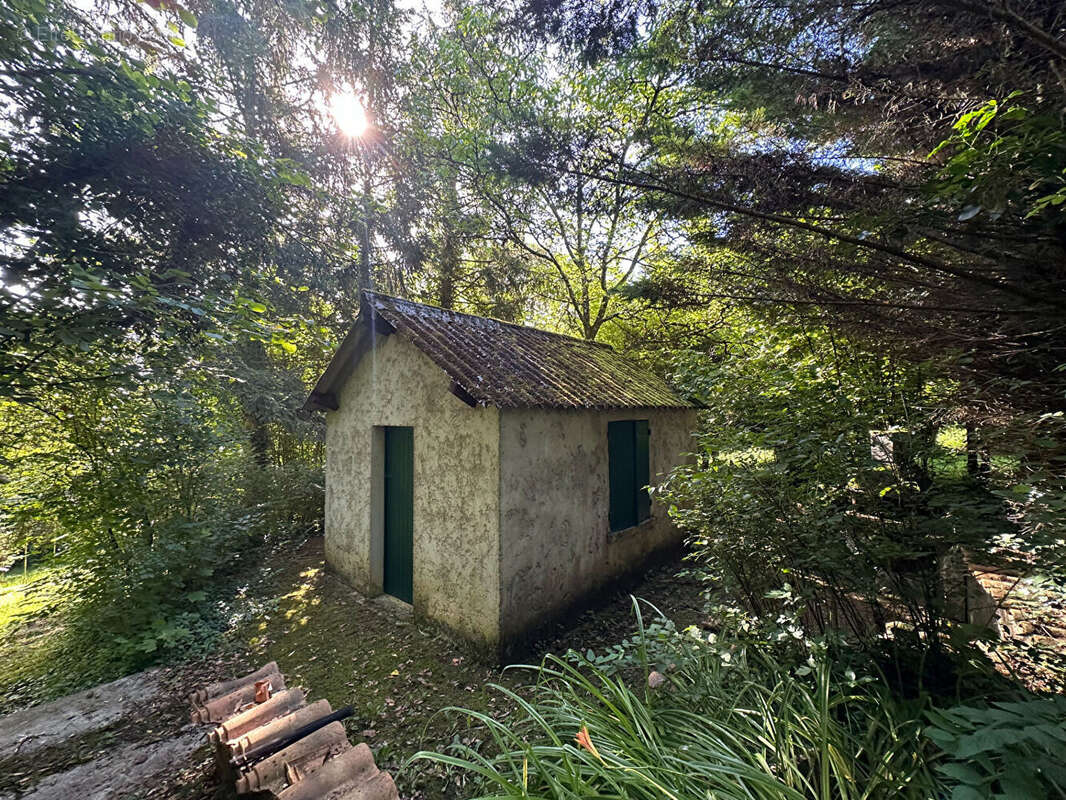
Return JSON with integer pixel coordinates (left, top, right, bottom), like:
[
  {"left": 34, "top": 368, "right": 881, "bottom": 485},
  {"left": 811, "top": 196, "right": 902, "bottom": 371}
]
[
  {"left": 608, "top": 420, "right": 651, "bottom": 532},
  {"left": 383, "top": 426, "right": 414, "bottom": 604},
  {"left": 608, "top": 421, "right": 636, "bottom": 531}
]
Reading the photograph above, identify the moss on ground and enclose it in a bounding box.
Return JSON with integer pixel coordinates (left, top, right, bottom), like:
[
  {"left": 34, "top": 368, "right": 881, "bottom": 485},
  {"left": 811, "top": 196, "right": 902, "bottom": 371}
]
[
  {"left": 234, "top": 553, "right": 503, "bottom": 797},
  {"left": 0, "top": 535, "right": 706, "bottom": 799},
  {"left": 218, "top": 536, "right": 704, "bottom": 799}
]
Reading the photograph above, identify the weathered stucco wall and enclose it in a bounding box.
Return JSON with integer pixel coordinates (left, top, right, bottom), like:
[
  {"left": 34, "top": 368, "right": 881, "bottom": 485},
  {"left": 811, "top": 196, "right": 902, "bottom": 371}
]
[
  {"left": 324, "top": 331, "right": 501, "bottom": 646},
  {"left": 497, "top": 408, "right": 698, "bottom": 642}
]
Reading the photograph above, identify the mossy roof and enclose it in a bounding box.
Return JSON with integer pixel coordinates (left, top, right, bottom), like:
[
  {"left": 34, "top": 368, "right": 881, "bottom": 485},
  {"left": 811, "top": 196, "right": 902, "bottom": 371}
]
[{"left": 306, "top": 291, "right": 694, "bottom": 411}]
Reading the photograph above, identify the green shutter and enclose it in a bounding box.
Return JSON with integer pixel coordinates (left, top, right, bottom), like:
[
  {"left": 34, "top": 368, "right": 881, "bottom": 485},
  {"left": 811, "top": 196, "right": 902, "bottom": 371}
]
[
  {"left": 609, "top": 420, "right": 651, "bottom": 532},
  {"left": 608, "top": 421, "right": 636, "bottom": 531},
  {"left": 383, "top": 426, "right": 414, "bottom": 604},
  {"left": 635, "top": 420, "right": 651, "bottom": 522}
]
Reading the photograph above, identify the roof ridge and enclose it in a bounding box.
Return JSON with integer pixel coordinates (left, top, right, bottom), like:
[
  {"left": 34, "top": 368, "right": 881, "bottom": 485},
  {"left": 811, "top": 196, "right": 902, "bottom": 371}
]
[{"left": 361, "top": 290, "right": 615, "bottom": 350}]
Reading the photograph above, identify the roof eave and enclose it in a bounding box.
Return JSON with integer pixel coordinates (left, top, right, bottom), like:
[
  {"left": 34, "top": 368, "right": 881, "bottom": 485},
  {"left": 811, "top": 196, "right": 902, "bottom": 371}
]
[
  {"left": 303, "top": 390, "right": 339, "bottom": 413},
  {"left": 300, "top": 297, "right": 397, "bottom": 414}
]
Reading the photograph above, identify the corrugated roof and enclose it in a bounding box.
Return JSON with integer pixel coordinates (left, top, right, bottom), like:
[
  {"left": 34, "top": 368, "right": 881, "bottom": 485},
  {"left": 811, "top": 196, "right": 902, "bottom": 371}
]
[{"left": 306, "top": 291, "right": 694, "bottom": 411}]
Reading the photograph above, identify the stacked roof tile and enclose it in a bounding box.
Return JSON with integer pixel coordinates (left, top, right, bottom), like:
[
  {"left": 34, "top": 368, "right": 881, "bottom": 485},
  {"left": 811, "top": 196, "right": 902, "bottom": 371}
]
[{"left": 189, "top": 661, "right": 397, "bottom": 800}]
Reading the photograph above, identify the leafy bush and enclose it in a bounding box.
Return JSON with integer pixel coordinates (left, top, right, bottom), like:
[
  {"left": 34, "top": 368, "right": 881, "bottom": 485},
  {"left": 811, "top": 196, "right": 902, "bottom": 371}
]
[
  {"left": 64, "top": 514, "right": 257, "bottom": 664},
  {"left": 239, "top": 462, "right": 325, "bottom": 543},
  {"left": 1, "top": 379, "right": 323, "bottom": 672},
  {"left": 416, "top": 602, "right": 1066, "bottom": 799},
  {"left": 413, "top": 603, "right": 942, "bottom": 799},
  {"left": 926, "top": 697, "right": 1066, "bottom": 799},
  {"left": 660, "top": 321, "right": 1013, "bottom": 653}
]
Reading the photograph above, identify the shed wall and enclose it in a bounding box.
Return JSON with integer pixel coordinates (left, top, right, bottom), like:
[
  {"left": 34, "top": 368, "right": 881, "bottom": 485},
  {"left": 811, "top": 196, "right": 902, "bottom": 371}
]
[
  {"left": 497, "top": 408, "right": 698, "bottom": 642},
  {"left": 324, "top": 332, "right": 501, "bottom": 646}
]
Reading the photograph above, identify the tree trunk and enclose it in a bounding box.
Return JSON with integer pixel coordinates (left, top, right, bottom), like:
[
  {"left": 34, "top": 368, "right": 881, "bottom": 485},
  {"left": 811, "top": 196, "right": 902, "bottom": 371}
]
[
  {"left": 247, "top": 412, "right": 271, "bottom": 467},
  {"left": 966, "top": 423, "right": 979, "bottom": 477},
  {"left": 358, "top": 180, "right": 372, "bottom": 293},
  {"left": 238, "top": 340, "right": 273, "bottom": 468},
  {"left": 438, "top": 225, "right": 459, "bottom": 310}
]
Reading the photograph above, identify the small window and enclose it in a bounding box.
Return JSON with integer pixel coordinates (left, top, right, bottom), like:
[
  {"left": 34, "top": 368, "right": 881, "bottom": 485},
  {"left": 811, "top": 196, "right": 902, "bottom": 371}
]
[{"left": 608, "top": 420, "right": 651, "bottom": 532}]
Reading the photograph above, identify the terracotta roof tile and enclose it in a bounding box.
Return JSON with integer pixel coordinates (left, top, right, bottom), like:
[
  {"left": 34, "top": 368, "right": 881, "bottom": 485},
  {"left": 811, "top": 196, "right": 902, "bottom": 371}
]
[{"left": 190, "top": 663, "right": 398, "bottom": 800}]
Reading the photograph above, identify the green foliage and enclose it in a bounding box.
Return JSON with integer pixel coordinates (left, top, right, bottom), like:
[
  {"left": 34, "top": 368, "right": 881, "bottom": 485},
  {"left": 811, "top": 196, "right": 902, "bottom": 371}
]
[
  {"left": 926, "top": 697, "right": 1066, "bottom": 799},
  {"left": 0, "top": 0, "right": 297, "bottom": 402},
  {"left": 932, "top": 92, "right": 1066, "bottom": 222},
  {"left": 414, "top": 603, "right": 944, "bottom": 799},
  {"left": 0, "top": 0, "right": 336, "bottom": 675},
  {"left": 527, "top": 0, "right": 1066, "bottom": 423},
  {"left": 66, "top": 515, "right": 252, "bottom": 662},
  {"left": 0, "top": 368, "right": 322, "bottom": 669},
  {"left": 660, "top": 316, "right": 1007, "bottom": 653},
  {"left": 398, "top": 4, "right": 695, "bottom": 339},
  {"left": 564, "top": 609, "right": 702, "bottom": 678}
]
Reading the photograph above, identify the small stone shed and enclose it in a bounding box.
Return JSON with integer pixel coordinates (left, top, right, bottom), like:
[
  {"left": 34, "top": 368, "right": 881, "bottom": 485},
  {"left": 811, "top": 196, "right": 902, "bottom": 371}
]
[{"left": 305, "top": 291, "right": 699, "bottom": 653}]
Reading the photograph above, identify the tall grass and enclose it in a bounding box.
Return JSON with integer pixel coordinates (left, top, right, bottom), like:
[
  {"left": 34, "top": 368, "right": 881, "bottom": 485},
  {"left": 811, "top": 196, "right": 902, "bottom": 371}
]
[{"left": 413, "top": 608, "right": 941, "bottom": 800}]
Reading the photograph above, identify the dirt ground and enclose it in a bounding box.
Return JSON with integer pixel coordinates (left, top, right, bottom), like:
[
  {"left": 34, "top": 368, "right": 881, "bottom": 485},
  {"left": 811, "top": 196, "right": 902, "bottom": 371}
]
[{"left": 0, "top": 536, "right": 706, "bottom": 800}]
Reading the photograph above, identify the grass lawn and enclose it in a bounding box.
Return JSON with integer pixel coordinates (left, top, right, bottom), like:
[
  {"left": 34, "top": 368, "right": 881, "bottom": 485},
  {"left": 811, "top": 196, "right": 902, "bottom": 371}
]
[
  {"left": 0, "top": 563, "right": 61, "bottom": 628},
  {"left": 0, "top": 563, "right": 74, "bottom": 714}
]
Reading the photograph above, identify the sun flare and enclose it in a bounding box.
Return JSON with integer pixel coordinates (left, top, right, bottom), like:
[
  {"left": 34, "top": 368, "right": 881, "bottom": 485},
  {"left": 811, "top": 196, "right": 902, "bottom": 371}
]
[{"left": 328, "top": 91, "right": 368, "bottom": 137}]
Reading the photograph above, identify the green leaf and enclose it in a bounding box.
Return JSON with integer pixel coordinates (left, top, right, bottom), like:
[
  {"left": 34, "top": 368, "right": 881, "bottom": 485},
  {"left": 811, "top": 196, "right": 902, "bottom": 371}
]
[
  {"left": 950, "top": 786, "right": 985, "bottom": 800},
  {"left": 278, "top": 168, "right": 311, "bottom": 188},
  {"left": 938, "top": 762, "right": 984, "bottom": 785},
  {"left": 177, "top": 6, "right": 197, "bottom": 26},
  {"left": 955, "top": 729, "right": 1012, "bottom": 759}
]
